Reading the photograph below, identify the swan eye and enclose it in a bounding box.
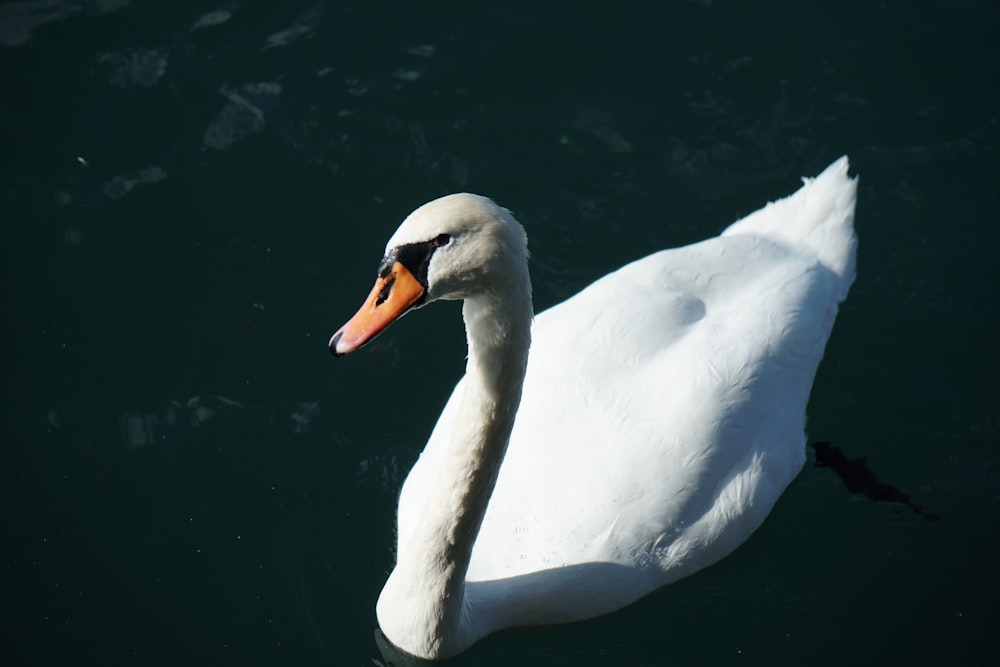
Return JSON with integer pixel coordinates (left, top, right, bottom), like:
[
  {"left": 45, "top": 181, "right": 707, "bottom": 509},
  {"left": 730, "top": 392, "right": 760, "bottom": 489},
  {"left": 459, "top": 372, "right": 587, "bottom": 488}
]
[{"left": 432, "top": 234, "right": 451, "bottom": 248}]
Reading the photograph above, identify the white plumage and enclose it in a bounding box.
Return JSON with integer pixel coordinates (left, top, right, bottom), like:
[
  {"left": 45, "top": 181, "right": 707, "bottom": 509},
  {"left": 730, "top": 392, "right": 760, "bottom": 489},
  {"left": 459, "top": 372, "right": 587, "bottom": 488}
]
[{"left": 332, "top": 156, "right": 857, "bottom": 659}]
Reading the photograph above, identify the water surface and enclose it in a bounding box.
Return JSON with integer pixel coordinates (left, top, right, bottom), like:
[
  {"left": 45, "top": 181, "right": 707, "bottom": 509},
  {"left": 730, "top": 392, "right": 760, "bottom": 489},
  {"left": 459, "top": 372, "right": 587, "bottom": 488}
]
[{"left": 3, "top": 1, "right": 997, "bottom": 665}]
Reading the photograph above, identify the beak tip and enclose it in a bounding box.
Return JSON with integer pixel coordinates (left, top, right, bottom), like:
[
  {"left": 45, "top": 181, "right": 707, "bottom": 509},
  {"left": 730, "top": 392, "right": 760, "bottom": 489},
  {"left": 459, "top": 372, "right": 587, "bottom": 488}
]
[
  {"left": 329, "top": 331, "right": 346, "bottom": 357},
  {"left": 330, "top": 260, "right": 425, "bottom": 359}
]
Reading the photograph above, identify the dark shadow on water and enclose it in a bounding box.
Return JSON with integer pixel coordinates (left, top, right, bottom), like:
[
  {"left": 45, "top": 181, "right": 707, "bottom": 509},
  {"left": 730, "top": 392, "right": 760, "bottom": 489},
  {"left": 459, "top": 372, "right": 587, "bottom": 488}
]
[{"left": 812, "top": 441, "right": 941, "bottom": 521}]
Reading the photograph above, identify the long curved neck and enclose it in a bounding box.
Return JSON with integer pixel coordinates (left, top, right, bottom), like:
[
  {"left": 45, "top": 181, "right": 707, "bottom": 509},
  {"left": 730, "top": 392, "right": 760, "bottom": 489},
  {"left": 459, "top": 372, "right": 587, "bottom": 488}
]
[{"left": 377, "top": 271, "right": 532, "bottom": 659}]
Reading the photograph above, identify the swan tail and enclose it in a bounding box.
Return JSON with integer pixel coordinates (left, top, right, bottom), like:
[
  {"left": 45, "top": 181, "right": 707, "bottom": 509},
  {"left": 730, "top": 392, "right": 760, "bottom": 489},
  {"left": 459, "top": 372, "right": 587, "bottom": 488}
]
[{"left": 722, "top": 156, "right": 858, "bottom": 301}]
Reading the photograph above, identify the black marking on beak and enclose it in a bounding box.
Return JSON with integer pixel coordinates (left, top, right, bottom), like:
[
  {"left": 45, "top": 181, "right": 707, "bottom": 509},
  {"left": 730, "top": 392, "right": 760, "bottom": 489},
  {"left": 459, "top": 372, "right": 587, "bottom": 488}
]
[
  {"left": 375, "top": 275, "right": 396, "bottom": 306},
  {"left": 393, "top": 238, "right": 443, "bottom": 289}
]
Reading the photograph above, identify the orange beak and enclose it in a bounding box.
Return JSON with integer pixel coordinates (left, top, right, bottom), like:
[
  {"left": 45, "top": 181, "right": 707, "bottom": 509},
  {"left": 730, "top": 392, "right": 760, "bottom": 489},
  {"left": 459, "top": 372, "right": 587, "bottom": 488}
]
[{"left": 329, "top": 261, "right": 426, "bottom": 356}]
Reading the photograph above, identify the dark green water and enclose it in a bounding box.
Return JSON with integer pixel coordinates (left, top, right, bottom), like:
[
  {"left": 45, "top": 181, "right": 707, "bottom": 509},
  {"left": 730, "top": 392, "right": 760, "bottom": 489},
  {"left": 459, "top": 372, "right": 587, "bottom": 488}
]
[{"left": 3, "top": 1, "right": 998, "bottom": 665}]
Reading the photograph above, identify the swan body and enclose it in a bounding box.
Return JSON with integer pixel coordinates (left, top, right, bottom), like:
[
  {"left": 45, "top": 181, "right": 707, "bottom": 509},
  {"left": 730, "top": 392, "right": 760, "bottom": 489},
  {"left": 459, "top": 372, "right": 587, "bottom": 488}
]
[{"left": 330, "top": 157, "right": 857, "bottom": 659}]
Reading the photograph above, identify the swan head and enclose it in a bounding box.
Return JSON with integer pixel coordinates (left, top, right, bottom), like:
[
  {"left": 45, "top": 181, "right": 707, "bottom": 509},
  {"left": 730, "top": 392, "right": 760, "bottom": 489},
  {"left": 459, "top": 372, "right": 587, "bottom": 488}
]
[{"left": 329, "top": 193, "right": 528, "bottom": 356}]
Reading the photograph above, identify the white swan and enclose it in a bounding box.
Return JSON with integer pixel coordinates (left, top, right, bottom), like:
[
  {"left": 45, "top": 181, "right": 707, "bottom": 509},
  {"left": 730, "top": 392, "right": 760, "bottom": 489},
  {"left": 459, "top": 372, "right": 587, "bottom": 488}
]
[{"left": 329, "top": 157, "right": 857, "bottom": 659}]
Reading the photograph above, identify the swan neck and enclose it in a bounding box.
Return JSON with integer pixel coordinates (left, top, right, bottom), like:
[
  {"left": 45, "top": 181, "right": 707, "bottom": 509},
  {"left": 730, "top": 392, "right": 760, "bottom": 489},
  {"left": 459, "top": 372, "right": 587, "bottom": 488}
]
[
  {"left": 379, "top": 276, "right": 531, "bottom": 659},
  {"left": 451, "top": 289, "right": 532, "bottom": 565}
]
